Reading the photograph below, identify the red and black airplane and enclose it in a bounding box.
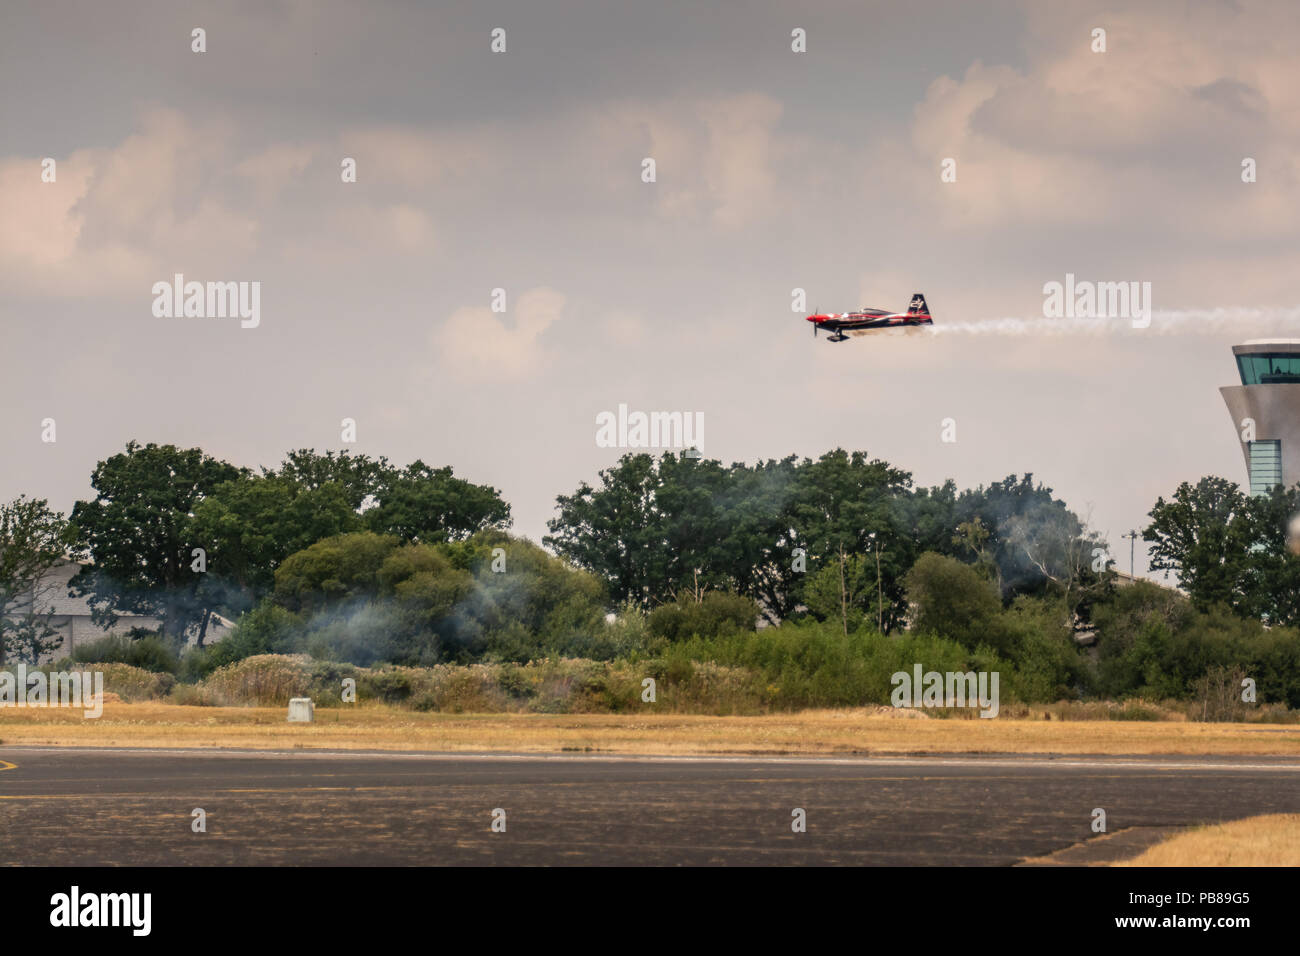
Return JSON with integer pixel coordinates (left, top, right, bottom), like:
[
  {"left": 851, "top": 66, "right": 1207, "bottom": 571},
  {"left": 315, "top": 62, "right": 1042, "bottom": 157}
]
[{"left": 807, "top": 293, "right": 932, "bottom": 342}]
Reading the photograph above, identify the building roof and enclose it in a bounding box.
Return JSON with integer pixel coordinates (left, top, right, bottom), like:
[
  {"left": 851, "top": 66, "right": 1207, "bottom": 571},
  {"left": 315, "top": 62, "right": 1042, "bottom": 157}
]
[
  {"left": 27, "top": 560, "right": 233, "bottom": 627},
  {"left": 1112, "top": 569, "right": 1183, "bottom": 593},
  {"left": 1235, "top": 340, "right": 1300, "bottom": 355}
]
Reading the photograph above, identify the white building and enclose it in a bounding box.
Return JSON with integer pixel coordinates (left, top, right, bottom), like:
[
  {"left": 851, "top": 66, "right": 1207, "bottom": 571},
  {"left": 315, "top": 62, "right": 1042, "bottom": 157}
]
[
  {"left": 14, "top": 560, "right": 234, "bottom": 663},
  {"left": 1220, "top": 339, "right": 1300, "bottom": 495}
]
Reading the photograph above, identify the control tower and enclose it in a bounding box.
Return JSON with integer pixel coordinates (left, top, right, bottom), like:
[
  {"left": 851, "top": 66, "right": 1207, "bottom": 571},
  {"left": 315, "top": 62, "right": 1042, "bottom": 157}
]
[{"left": 1220, "top": 339, "right": 1300, "bottom": 495}]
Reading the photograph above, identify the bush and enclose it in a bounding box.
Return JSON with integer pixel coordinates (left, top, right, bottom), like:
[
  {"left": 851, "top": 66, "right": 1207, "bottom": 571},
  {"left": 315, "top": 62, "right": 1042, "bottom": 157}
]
[
  {"left": 273, "top": 532, "right": 399, "bottom": 613},
  {"left": 198, "top": 654, "right": 313, "bottom": 706},
  {"left": 363, "top": 668, "right": 416, "bottom": 703},
  {"left": 648, "top": 591, "right": 759, "bottom": 642},
  {"left": 905, "top": 552, "right": 1005, "bottom": 652},
  {"left": 69, "top": 633, "right": 177, "bottom": 674},
  {"left": 801, "top": 554, "right": 874, "bottom": 631},
  {"left": 671, "top": 618, "right": 1005, "bottom": 709},
  {"left": 93, "top": 662, "right": 175, "bottom": 701},
  {"left": 599, "top": 601, "right": 659, "bottom": 656},
  {"left": 1000, "top": 596, "right": 1088, "bottom": 702},
  {"left": 462, "top": 535, "right": 608, "bottom": 655},
  {"left": 304, "top": 660, "right": 363, "bottom": 706},
  {"left": 1090, "top": 584, "right": 1300, "bottom": 704},
  {"left": 179, "top": 603, "right": 300, "bottom": 682},
  {"left": 1191, "top": 665, "right": 1254, "bottom": 722},
  {"left": 300, "top": 601, "right": 433, "bottom": 668},
  {"left": 169, "top": 683, "right": 212, "bottom": 706}
]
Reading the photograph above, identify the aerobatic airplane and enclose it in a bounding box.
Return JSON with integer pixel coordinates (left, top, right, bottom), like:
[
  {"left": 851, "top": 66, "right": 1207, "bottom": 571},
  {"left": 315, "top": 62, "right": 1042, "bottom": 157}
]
[{"left": 807, "top": 293, "right": 932, "bottom": 341}]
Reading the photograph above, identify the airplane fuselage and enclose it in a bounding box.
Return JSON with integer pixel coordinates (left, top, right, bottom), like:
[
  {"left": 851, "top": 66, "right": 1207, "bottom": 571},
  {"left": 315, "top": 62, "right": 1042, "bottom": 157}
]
[
  {"left": 807, "top": 309, "right": 932, "bottom": 341},
  {"left": 806, "top": 293, "right": 933, "bottom": 341}
]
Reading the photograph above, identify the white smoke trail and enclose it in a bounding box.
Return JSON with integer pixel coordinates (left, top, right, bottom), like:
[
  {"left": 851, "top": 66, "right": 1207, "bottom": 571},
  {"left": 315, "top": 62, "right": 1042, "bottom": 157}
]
[{"left": 925, "top": 306, "right": 1300, "bottom": 337}]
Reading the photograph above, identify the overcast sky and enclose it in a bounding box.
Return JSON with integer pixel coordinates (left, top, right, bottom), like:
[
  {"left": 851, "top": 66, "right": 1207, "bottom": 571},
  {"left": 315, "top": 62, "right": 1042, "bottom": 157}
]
[{"left": 4, "top": 0, "right": 1299, "bottom": 576}]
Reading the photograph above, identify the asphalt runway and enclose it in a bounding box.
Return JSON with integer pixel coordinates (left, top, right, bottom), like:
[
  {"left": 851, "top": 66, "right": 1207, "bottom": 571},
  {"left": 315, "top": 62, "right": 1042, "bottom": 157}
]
[{"left": 2, "top": 748, "right": 1299, "bottom": 865}]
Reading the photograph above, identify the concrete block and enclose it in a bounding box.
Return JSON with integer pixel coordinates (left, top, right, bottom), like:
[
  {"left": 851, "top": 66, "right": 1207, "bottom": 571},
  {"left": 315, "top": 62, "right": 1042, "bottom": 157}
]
[{"left": 287, "top": 697, "right": 314, "bottom": 723}]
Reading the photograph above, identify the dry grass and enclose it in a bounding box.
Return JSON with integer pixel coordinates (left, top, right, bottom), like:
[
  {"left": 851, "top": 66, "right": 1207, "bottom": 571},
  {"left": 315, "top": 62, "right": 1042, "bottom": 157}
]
[
  {"left": 2, "top": 700, "right": 1299, "bottom": 755},
  {"left": 1117, "top": 814, "right": 1300, "bottom": 866}
]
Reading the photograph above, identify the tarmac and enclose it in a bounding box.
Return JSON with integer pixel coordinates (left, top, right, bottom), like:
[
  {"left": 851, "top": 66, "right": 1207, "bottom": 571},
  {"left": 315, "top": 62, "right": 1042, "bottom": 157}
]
[{"left": 2, "top": 748, "right": 1298, "bottom": 865}]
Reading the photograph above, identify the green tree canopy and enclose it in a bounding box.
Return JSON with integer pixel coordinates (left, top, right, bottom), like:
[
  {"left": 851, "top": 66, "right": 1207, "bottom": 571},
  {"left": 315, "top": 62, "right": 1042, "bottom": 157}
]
[
  {"left": 70, "top": 442, "right": 243, "bottom": 645},
  {"left": 1144, "top": 477, "right": 1300, "bottom": 625},
  {"left": 273, "top": 531, "right": 399, "bottom": 614},
  {"left": 272, "top": 449, "right": 391, "bottom": 511},
  {"left": 0, "top": 496, "right": 72, "bottom": 664},
  {"left": 365, "top": 460, "right": 511, "bottom": 543},
  {"left": 904, "top": 551, "right": 1005, "bottom": 652},
  {"left": 192, "top": 475, "right": 361, "bottom": 600},
  {"left": 547, "top": 453, "right": 1102, "bottom": 630},
  {"left": 1144, "top": 477, "right": 1258, "bottom": 614}
]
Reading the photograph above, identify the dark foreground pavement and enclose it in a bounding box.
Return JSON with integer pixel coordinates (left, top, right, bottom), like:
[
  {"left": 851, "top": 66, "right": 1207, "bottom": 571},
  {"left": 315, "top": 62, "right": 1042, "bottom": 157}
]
[{"left": 2, "top": 748, "right": 1298, "bottom": 865}]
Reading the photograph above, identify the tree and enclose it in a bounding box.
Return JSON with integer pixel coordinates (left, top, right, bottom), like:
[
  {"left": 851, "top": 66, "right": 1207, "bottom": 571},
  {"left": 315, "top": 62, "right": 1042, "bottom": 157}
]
[
  {"left": 458, "top": 533, "right": 607, "bottom": 652},
  {"left": 548, "top": 451, "right": 803, "bottom": 614},
  {"left": 647, "top": 590, "right": 759, "bottom": 642},
  {"left": 191, "top": 474, "right": 360, "bottom": 600},
  {"left": 904, "top": 552, "right": 1005, "bottom": 652},
  {"left": 546, "top": 453, "right": 673, "bottom": 607},
  {"left": 366, "top": 460, "right": 511, "bottom": 543},
  {"left": 272, "top": 531, "right": 400, "bottom": 614},
  {"left": 802, "top": 552, "right": 873, "bottom": 633},
  {"left": 955, "top": 474, "right": 1092, "bottom": 597},
  {"left": 1236, "top": 484, "right": 1300, "bottom": 625},
  {"left": 69, "top": 442, "right": 243, "bottom": 646},
  {"left": 786, "top": 450, "right": 913, "bottom": 631},
  {"left": 1143, "top": 478, "right": 1300, "bottom": 625},
  {"left": 545, "top": 452, "right": 1100, "bottom": 632},
  {"left": 645, "top": 453, "right": 737, "bottom": 597},
  {"left": 272, "top": 449, "right": 391, "bottom": 511},
  {"left": 0, "top": 497, "right": 72, "bottom": 664},
  {"left": 952, "top": 517, "right": 996, "bottom": 581},
  {"left": 722, "top": 457, "right": 804, "bottom": 623},
  {"left": 1144, "top": 477, "right": 1257, "bottom": 614}
]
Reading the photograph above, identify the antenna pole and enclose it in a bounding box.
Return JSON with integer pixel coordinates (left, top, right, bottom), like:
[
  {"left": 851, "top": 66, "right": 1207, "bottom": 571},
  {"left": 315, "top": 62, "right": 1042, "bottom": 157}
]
[{"left": 1121, "top": 530, "right": 1138, "bottom": 578}]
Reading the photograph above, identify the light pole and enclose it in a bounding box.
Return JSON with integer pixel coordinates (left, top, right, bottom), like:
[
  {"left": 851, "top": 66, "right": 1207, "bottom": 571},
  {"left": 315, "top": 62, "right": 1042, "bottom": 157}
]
[
  {"left": 868, "top": 533, "right": 883, "bottom": 633},
  {"left": 837, "top": 543, "right": 848, "bottom": 637},
  {"left": 1122, "top": 530, "right": 1139, "bottom": 578}
]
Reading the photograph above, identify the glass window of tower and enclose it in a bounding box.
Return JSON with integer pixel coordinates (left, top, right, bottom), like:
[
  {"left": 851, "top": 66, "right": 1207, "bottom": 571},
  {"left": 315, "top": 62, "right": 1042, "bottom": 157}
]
[
  {"left": 1247, "top": 440, "right": 1282, "bottom": 495},
  {"left": 1236, "top": 353, "right": 1300, "bottom": 384}
]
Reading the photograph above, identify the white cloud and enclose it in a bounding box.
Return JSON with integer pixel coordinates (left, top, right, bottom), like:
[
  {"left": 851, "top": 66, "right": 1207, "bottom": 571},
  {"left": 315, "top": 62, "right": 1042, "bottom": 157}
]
[
  {"left": 0, "top": 109, "right": 444, "bottom": 300},
  {"left": 901, "top": 4, "right": 1300, "bottom": 239},
  {"left": 433, "top": 286, "right": 566, "bottom": 381}
]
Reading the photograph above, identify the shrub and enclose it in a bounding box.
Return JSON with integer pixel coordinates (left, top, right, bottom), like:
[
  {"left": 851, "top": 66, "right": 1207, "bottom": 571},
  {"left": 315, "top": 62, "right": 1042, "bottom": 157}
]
[
  {"left": 1191, "top": 665, "right": 1253, "bottom": 722},
  {"left": 94, "top": 663, "right": 175, "bottom": 701},
  {"left": 169, "top": 683, "right": 213, "bottom": 706},
  {"left": 648, "top": 591, "right": 759, "bottom": 642},
  {"left": 904, "top": 552, "right": 1005, "bottom": 652},
  {"left": 273, "top": 532, "right": 399, "bottom": 613},
  {"left": 179, "top": 603, "right": 300, "bottom": 682},
  {"left": 304, "top": 660, "right": 363, "bottom": 706},
  {"left": 363, "top": 668, "right": 416, "bottom": 703},
  {"left": 670, "top": 619, "right": 1003, "bottom": 709},
  {"left": 198, "top": 654, "right": 312, "bottom": 706},
  {"left": 69, "top": 634, "right": 178, "bottom": 674}
]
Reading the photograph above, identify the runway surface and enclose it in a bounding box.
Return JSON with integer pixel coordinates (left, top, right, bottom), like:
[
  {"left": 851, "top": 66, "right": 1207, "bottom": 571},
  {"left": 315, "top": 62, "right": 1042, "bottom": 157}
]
[{"left": 2, "top": 748, "right": 1299, "bottom": 865}]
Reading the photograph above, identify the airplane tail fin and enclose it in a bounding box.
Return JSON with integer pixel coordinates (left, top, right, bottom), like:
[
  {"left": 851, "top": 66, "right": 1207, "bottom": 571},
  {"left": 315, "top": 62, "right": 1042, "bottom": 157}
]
[{"left": 907, "top": 293, "right": 929, "bottom": 315}]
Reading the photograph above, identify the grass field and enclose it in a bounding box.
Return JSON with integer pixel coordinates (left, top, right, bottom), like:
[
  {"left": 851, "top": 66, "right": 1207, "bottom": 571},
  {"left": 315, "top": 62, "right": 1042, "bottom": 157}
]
[
  {"left": 3, "top": 701, "right": 1300, "bottom": 755},
  {"left": 1118, "top": 814, "right": 1300, "bottom": 866}
]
